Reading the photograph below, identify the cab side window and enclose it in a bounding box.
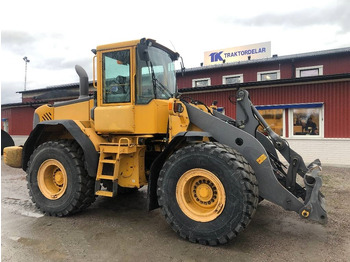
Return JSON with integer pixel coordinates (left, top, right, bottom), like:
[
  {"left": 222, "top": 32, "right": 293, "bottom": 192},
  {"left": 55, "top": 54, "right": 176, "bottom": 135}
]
[{"left": 102, "top": 50, "right": 130, "bottom": 103}]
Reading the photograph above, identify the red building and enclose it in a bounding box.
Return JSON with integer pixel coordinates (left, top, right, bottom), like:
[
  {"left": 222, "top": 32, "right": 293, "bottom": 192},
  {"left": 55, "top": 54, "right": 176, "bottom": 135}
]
[
  {"left": 1, "top": 83, "right": 94, "bottom": 135},
  {"left": 1, "top": 102, "right": 39, "bottom": 135},
  {"left": 176, "top": 47, "right": 350, "bottom": 138},
  {"left": 176, "top": 47, "right": 350, "bottom": 165}
]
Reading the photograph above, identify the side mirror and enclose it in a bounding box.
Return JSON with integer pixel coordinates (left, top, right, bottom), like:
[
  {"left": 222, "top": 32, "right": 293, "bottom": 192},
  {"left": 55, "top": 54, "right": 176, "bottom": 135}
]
[{"left": 180, "top": 56, "right": 185, "bottom": 76}]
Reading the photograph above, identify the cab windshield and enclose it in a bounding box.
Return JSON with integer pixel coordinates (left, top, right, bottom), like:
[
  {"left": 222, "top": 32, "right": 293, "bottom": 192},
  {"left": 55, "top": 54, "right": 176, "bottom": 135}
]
[{"left": 136, "top": 46, "right": 176, "bottom": 104}]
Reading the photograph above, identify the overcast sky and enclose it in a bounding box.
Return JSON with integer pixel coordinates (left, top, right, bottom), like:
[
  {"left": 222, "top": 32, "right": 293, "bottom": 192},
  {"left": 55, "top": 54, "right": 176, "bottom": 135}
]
[{"left": 1, "top": 0, "right": 349, "bottom": 104}]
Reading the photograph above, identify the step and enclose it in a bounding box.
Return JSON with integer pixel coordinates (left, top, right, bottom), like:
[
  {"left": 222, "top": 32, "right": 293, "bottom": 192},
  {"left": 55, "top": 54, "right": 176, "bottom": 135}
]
[
  {"left": 100, "top": 159, "right": 117, "bottom": 164},
  {"left": 95, "top": 190, "right": 113, "bottom": 197},
  {"left": 101, "top": 146, "right": 137, "bottom": 154},
  {"left": 97, "top": 175, "right": 116, "bottom": 180}
]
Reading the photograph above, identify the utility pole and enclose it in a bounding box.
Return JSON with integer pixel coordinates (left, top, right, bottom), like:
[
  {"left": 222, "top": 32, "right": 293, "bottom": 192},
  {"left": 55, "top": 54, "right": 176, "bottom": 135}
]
[{"left": 23, "top": 56, "right": 30, "bottom": 91}]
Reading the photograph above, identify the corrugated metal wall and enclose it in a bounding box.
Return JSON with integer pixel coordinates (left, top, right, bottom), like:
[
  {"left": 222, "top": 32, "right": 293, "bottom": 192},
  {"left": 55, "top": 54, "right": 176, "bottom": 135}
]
[
  {"left": 183, "top": 80, "right": 350, "bottom": 138},
  {"left": 1, "top": 107, "right": 35, "bottom": 135}
]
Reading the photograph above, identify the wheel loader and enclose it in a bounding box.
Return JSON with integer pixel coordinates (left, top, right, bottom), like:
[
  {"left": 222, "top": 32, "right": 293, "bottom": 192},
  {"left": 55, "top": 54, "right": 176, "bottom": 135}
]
[{"left": 3, "top": 38, "right": 327, "bottom": 245}]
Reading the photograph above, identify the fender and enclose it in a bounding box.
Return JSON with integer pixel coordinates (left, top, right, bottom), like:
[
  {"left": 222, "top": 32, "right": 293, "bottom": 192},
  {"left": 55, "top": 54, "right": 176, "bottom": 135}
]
[{"left": 22, "top": 120, "right": 98, "bottom": 177}]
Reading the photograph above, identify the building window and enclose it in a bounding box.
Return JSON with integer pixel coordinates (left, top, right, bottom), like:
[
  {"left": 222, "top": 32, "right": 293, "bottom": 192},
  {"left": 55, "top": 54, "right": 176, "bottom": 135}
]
[
  {"left": 192, "top": 78, "right": 211, "bottom": 87},
  {"left": 257, "top": 70, "right": 280, "bottom": 81},
  {"left": 256, "top": 103, "right": 323, "bottom": 138},
  {"left": 290, "top": 107, "right": 323, "bottom": 137},
  {"left": 223, "top": 74, "right": 243, "bottom": 84},
  {"left": 257, "top": 109, "right": 284, "bottom": 136},
  {"left": 296, "top": 65, "right": 323, "bottom": 78},
  {"left": 2, "top": 119, "right": 9, "bottom": 132}
]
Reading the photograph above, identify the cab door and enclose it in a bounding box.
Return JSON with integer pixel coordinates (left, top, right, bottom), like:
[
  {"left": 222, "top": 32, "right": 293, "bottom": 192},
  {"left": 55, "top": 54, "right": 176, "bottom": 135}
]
[{"left": 94, "top": 47, "right": 136, "bottom": 134}]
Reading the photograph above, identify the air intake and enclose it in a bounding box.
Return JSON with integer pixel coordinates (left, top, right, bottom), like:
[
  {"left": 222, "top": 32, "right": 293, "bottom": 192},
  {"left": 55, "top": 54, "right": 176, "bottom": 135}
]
[{"left": 75, "top": 65, "right": 89, "bottom": 98}]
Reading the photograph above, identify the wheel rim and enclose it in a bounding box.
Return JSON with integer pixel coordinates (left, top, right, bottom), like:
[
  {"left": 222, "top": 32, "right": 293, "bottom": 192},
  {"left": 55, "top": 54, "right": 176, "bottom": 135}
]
[
  {"left": 176, "top": 168, "right": 226, "bottom": 222},
  {"left": 37, "top": 159, "right": 68, "bottom": 200}
]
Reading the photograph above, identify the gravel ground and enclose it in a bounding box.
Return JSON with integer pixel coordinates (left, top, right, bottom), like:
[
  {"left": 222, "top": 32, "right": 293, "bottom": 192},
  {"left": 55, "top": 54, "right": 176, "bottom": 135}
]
[{"left": 1, "top": 153, "right": 349, "bottom": 261}]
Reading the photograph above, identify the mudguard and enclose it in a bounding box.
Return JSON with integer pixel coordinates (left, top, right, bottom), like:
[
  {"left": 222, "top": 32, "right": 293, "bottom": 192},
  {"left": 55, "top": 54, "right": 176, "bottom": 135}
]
[
  {"left": 1, "top": 130, "right": 15, "bottom": 155},
  {"left": 22, "top": 120, "right": 98, "bottom": 177}
]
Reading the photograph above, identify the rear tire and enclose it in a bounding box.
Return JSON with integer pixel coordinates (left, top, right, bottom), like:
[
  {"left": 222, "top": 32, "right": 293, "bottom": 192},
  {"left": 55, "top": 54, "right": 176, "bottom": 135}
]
[
  {"left": 27, "top": 140, "right": 96, "bottom": 216},
  {"left": 157, "top": 142, "right": 258, "bottom": 245}
]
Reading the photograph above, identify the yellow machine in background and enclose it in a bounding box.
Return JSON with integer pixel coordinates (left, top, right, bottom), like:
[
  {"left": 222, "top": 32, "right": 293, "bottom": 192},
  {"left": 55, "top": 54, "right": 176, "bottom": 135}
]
[{"left": 4, "top": 38, "right": 327, "bottom": 245}]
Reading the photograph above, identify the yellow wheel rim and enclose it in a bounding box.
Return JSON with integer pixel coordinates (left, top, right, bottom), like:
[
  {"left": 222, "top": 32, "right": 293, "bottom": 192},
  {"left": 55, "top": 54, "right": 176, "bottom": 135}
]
[
  {"left": 37, "top": 159, "right": 68, "bottom": 200},
  {"left": 176, "top": 168, "right": 226, "bottom": 222}
]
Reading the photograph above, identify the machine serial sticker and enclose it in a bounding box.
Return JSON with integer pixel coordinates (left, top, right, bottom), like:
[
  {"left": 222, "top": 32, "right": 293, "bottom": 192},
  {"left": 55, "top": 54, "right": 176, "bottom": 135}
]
[{"left": 256, "top": 154, "right": 267, "bottom": 164}]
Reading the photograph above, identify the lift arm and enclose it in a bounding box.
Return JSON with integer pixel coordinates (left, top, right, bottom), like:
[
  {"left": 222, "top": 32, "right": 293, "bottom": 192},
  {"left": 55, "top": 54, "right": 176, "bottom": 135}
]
[{"left": 184, "top": 90, "right": 327, "bottom": 224}]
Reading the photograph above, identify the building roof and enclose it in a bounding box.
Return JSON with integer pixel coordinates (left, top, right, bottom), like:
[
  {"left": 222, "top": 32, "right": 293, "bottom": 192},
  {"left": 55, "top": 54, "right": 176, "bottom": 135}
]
[
  {"left": 1, "top": 100, "right": 47, "bottom": 108},
  {"left": 177, "top": 47, "right": 350, "bottom": 74},
  {"left": 17, "top": 81, "right": 94, "bottom": 94}
]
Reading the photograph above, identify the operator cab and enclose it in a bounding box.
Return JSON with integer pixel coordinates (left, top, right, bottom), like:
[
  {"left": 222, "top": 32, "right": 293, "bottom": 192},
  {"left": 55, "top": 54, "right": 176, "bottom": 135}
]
[
  {"left": 93, "top": 38, "right": 180, "bottom": 134},
  {"left": 99, "top": 38, "right": 179, "bottom": 105}
]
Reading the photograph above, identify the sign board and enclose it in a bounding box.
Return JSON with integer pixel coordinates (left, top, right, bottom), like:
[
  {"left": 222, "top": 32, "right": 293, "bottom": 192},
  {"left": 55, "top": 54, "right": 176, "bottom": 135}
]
[{"left": 204, "top": 42, "right": 271, "bottom": 66}]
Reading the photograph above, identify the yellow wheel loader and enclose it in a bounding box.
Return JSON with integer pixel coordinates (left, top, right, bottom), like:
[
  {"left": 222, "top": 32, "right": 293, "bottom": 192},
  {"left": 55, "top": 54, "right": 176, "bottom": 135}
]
[{"left": 4, "top": 38, "right": 327, "bottom": 245}]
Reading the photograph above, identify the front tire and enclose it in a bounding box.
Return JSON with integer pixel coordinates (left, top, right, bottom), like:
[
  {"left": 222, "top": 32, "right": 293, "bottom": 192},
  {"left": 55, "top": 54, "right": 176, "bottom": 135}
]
[
  {"left": 157, "top": 142, "right": 259, "bottom": 245},
  {"left": 27, "top": 140, "right": 95, "bottom": 216}
]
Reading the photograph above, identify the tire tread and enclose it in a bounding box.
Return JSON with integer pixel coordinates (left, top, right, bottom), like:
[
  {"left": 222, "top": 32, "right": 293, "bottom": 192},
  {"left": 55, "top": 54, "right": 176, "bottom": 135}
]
[
  {"left": 157, "top": 142, "right": 258, "bottom": 245},
  {"left": 26, "top": 140, "right": 96, "bottom": 216}
]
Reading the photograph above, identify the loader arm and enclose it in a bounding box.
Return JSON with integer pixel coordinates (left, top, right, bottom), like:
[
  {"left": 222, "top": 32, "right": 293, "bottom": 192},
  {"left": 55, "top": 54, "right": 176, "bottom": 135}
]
[
  {"left": 236, "top": 90, "right": 309, "bottom": 193},
  {"left": 183, "top": 89, "right": 327, "bottom": 224}
]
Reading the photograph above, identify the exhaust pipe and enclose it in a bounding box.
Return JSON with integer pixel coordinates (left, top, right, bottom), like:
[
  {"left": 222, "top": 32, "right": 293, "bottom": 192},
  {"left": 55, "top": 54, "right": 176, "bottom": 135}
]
[{"left": 75, "top": 65, "right": 89, "bottom": 98}]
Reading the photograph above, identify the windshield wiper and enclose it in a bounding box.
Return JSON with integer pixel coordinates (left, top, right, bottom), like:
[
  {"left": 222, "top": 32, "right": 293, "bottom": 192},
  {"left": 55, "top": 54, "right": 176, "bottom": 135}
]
[
  {"left": 148, "top": 61, "right": 172, "bottom": 98},
  {"left": 155, "top": 77, "right": 172, "bottom": 97}
]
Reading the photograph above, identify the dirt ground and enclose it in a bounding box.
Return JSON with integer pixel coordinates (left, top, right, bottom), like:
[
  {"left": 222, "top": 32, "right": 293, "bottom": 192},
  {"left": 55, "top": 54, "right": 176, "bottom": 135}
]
[{"left": 1, "top": 157, "right": 350, "bottom": 262}]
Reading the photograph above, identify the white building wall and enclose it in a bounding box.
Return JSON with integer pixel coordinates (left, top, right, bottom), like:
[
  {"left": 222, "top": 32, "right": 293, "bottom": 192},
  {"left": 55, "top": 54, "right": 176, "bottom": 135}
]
[{"left": 284, "top": 139, "right": 350, "bottom": 167}]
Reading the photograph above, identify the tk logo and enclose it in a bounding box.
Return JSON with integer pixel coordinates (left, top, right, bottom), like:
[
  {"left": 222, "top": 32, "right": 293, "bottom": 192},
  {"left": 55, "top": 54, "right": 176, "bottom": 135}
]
[{"left": 209, "top": 51, "right": 223, "bottom": 62}]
